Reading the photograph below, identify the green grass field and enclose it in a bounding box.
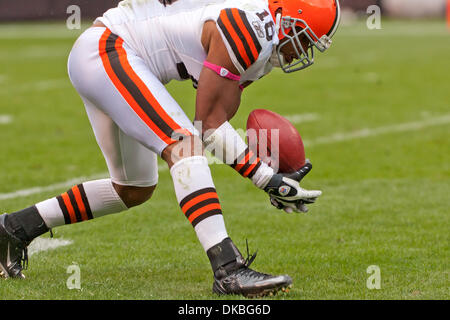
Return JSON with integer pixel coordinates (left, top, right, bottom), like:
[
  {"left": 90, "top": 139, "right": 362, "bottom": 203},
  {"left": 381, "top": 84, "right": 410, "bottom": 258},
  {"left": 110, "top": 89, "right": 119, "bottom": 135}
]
[{"left": 0, "top": 20, "right": 449, "bottom": 300}]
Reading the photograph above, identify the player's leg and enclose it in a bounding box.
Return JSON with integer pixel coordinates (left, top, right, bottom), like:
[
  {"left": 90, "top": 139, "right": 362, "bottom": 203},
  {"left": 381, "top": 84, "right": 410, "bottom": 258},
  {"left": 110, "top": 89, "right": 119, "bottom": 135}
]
[
  {"left": 90, "top": 29, "right": 231, "bottom": 254},
  {"left": 162, "top": 136, "right": 292, "bottom": 297},
  {"left": 81, "top": 98, "right": 159, "bottom": 210},
  {"left": 87, "top": 27, "right": 292, "bottom": 296},
  {"left": 0, "top": 28, "right": 161, "bottom": 279},
  {"left": 2, "top": 26, "right": 291, "bottom": 295},
  {"left": 0, "top": 179, "right": 133, "bottom": 279},
  {"left": 0, "top": 112, "right": 158, "bottom": 279},
  {"left": 82, "top": 28, "right": 247, "bottom": 271},
  {"left": 25, "top": 100, "right": 161, "bottom": 231},
  {"left": 0, "top": 106, "right": 161, "bottom": 280}
]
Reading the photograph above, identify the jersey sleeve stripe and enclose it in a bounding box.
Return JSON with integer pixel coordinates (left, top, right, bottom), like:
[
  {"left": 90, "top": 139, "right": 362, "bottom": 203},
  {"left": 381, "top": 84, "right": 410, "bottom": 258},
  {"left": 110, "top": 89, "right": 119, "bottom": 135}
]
[
  {"left": 99, "top": 29, "right": 191, "bottom": 146},
  {"left": 217, "top": 10, "right": 250, "bottom": 70},
  {"left": 225, "top": 9, "right": 256, "bottom": 67},
  {"left": 234, "top": 9, "right": 262, "bottom": 62},
  {"left": 217, "top": 9, "right": 263, "bottom": 71}
]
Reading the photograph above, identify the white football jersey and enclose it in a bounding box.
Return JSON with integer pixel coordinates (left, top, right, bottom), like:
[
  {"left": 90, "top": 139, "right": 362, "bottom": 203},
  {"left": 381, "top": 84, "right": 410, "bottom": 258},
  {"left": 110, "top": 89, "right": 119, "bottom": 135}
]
[{"left": 96, "top": 0, "right": 279, "bottom": 86}]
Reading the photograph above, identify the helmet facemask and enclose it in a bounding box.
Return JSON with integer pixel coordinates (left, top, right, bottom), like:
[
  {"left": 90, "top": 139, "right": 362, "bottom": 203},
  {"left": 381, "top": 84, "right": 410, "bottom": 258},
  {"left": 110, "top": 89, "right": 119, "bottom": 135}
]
[{"left": 273, "top": 13, "right": 333, "bottom": 73}]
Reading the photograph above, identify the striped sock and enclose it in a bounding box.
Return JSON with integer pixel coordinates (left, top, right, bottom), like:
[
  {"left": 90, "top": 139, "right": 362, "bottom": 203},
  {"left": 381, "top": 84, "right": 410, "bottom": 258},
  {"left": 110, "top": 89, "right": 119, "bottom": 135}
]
[
  {"left": 170, "top": 156, "right": 228, "bottom": 251},
  {"left": 55, "top": 183, "right": 94, "bottom": 225},
  {"left": 6, "top": 179, "right": 127, "bottom": 241},
  {"left": 36, "top": 179, "right": 127, "bottom": 229},
  {"left": 230, "top": 147, "right": 262, "bottom": 179},
  {"left": 179, "top": 187, "right": 222, "bottom": 228}
]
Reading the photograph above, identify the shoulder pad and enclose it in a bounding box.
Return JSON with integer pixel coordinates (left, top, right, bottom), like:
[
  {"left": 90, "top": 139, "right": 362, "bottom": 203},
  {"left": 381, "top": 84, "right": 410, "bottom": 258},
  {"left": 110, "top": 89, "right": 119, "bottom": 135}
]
[{"left": 216, "top": 8, "right": 276, "bottom": 74}]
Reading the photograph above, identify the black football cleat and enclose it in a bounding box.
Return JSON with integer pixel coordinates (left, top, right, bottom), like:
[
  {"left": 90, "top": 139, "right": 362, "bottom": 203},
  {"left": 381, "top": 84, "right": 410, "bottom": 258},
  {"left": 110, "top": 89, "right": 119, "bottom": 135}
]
[
  {"left": 207, "top": 238, "right": 293, "bottom": 298},
  {"left": 0, "top": 214, "right": 29, "bottom": 279}
]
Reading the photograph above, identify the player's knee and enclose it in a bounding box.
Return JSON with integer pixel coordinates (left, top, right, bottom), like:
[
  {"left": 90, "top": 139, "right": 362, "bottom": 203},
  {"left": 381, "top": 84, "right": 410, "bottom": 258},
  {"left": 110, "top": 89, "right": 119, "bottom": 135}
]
[
  {"left": 162, "top": 135, "right": 204, "bottom": 168},
  {"left": 113, "top": 183, "right": 157, "bottom": 208}
]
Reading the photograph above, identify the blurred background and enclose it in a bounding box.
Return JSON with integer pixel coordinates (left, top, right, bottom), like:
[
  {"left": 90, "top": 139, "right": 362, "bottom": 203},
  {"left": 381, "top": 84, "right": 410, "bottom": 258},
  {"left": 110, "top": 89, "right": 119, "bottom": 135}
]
[{"left": 0, "top": 0, "right": 448, "bottom": 21}]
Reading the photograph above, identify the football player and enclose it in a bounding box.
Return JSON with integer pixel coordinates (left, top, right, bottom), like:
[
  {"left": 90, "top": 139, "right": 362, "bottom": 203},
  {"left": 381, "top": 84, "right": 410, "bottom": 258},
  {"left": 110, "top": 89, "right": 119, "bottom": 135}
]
[{"left": 0, "top": 0, "right": 340, "bottom": 297}]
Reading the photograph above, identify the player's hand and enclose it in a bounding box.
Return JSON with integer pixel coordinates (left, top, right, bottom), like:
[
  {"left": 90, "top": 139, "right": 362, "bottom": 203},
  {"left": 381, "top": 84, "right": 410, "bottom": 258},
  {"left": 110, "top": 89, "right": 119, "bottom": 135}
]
[{"left": 264, "top": 161, "right": 322, "bottom": 213}]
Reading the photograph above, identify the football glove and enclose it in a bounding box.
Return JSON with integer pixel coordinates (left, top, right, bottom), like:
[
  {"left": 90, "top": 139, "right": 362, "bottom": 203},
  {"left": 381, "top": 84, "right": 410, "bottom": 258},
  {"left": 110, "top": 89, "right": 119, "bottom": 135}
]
[{"left": 264, "top": 161, "right": 322, "bottom": 213}]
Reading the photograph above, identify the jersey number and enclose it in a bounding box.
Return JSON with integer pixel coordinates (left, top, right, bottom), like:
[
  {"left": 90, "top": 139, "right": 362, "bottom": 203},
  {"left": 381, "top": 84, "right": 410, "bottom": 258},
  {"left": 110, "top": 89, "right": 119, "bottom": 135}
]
[{"left": 256, "top": 10, "right": 274, "bottom": 42}]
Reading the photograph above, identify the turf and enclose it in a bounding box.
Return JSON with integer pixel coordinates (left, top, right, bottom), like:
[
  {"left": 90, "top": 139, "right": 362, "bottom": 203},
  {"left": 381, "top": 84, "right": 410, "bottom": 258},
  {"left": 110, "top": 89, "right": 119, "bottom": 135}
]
[{"left": 0, "top": 20, "right": 448, "bottom": 300}]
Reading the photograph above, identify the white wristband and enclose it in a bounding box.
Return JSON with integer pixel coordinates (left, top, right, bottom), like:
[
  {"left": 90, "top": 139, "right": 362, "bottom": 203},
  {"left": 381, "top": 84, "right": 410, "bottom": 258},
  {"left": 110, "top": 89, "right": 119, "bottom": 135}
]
[{"left": 251, "top": 161, "right": 274, "bottom": 189}]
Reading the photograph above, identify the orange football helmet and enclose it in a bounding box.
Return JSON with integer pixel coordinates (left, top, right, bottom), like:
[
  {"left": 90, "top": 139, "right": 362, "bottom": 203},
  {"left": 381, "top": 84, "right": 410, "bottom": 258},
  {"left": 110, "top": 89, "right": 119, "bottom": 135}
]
[{"left": 268, "top": 0, "right": 341, "bottom": 73}]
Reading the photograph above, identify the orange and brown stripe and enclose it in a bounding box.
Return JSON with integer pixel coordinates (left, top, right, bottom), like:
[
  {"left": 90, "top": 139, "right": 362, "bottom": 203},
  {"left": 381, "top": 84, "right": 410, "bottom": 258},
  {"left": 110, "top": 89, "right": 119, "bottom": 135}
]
[
  {"left": 231, "top": 147, "right": 262, "bottom": 179},
  {"left": 57, "top": 184, "right": 93, "bottom": 224},
  {"left": 98, "top": 29, "right": 191, "bottom": 146},
  {"left": 217, "top": 8, "right": 262, "bottom": 70},
  {"left": 179, "top": 188, "right": 222, "bottom": 227}
]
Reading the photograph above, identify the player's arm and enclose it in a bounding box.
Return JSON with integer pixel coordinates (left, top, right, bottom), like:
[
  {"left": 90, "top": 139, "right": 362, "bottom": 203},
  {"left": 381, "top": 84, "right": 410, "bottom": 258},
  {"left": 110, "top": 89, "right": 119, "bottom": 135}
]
[
  {"left": 196, "top": 21, "right": 242, "bottom": 133},
  {"left": 196, "top": 22, "right": 321, "bottom": 213},
  {"left": 196, "top": 21, "right": 274, "bottom": 189}
]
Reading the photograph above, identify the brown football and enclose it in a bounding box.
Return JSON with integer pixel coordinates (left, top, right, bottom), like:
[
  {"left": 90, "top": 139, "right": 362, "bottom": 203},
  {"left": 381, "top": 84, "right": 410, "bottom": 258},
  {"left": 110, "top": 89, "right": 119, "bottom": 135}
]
[{"left": 246, "top": 109, "right": 306, "bottom": 173}]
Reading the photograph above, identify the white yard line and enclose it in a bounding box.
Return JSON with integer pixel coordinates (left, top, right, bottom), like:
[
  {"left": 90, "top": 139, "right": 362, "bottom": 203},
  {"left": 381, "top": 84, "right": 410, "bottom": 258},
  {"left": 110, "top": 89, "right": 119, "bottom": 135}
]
[
  {"left": 0, "top": 24, "right": 85, "bottom": 40},
  {"left": 28, "top": 237, "right": 73, "bottom": 256},
  {"left": 0, "top": 46, "right": 68, "bottom": 60},
  {"left": 0, "top": 173, "right": 108, "bottom": 201},
  {"left": 338, "top": 23, "right": 448, "bottom": 37},
  {"left": 0, "top": 115, "right": 449, "bottom": 202},
  {"left": 284, "top": 113, "right": 320, "bottom": 124},
  {"left": 304, "top": 114, "right": 450, "bottom": 147},
  {"left": 0, "top": 79, "right": 70, "bottom": 95},
  {"left": 0, "top": 115, "right": 13, "bottom": 125},
  {"left": 0, "top": 165, "right": 169, "bottom": 201},
  {"left": 27, "top": 79, "right": 70, "bottom": 91}
]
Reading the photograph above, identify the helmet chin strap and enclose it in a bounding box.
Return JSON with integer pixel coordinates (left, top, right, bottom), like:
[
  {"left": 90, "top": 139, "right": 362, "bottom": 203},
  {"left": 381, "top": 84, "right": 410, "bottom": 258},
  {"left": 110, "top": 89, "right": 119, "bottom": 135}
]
[
  {"left": 270, "top": 13, "right": 285, "bottom": 69},
  {"left": 274, "top": 12, "right": 282, "bottom": 36},
  {"left": 269, "top": 46, "right": 285, "bottom": 68}
]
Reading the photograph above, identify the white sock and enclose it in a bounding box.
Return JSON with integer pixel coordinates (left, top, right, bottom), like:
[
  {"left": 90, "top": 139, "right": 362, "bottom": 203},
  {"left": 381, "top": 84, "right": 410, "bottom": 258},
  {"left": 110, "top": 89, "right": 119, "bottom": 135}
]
[
  {"left": 170, "top": 156, "right": 228, "bottom": 251},
  {"left": 36, "top": 179, "right": 127, "bottom": 228}
]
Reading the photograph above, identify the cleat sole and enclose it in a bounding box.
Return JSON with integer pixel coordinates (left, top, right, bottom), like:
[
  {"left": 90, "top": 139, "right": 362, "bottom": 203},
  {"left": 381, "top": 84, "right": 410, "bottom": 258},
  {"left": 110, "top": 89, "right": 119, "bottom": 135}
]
[{"left": 244, "top": 284, "right": 293, "bottom": 299}]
